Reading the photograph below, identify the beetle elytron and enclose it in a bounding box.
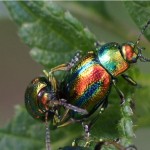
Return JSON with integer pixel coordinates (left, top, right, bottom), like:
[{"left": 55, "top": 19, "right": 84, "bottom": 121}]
[{"left": 25, "top": 20, "right": 150, "bottom": 150}]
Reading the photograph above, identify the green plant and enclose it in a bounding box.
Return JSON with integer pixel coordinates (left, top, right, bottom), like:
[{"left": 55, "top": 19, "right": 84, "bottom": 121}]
[{"left": 0, "top": 1, "right": 150, "bottom": 150}]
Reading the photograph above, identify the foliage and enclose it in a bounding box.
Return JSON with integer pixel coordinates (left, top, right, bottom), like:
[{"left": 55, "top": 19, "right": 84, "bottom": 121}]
[{"left": 1, "top": 1, "right": 150, "bottom": 150}]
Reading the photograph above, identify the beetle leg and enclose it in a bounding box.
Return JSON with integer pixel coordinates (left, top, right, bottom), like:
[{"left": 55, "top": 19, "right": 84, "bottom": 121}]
[
  {"left": 57, "top": 118, "right": 80, "bottom": 128},
  {"left": 83, "top": 99, "right": 108, "bottom": 133},
  {"left": 49, "top": 64, "right": 68, "bottom": 91},
  {"left": 44, "top": 51, "right": 82, "bottom": 89},
  {"left": 121, "top": 74, "right": 137, "bottom": 86},
  {"left": 59, "top": 99, "right": 88, "bottom": 115},
  {"left": 53, "top": 101, "right": 88, "bottom": 128},
  {"left": 47, "top": 98, "right": 88, "bottom": 115},
  {"left": 46, "top": 97, "right": 88, "bottom": 127},
  {"left": 68, "top": 51, "right": 82, "bottom": 68},
  {"left": 45, "top": 112, "right": 51, "bottom": 150},
  {"left": 50, "top": 64, "right": 70, "bottom": 72},
  {"left": 80, "top": 99, "right": 108, "bottom": 140},
  {"left": 59, "top": 109, "right": 70, "bottom": 123},
  {"left": 43, "top": 69, "right": 57, "bottom": 92},
  {"left": 48, "top": 51, "right": 82, "bottom": 74},
  {"left": 71, "top": 123, "right": 92, "bottom": 147},
  {"left": 99, "top": 98, "right": 108, "bottom": 114},
  {"left": 82, "top": 123, "right": 91, "bottom": 140},
  {"left": 91, "top": 101, "right": 108, "bottom": 126},
  {"left": 43, "top": 64, "right": 71, "bottom": 93},
  {"left": 112, "top": 79, "right": 125, "bottom": 104}
]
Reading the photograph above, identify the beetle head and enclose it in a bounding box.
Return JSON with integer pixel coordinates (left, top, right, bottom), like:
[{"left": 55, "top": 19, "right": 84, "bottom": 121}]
[{"left": 121, "top": 20, "right": 150, "bottom": 63}]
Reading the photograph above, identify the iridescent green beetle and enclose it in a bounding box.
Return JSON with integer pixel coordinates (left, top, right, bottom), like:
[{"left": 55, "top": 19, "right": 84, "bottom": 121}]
[
  {"left": 25, "top": 20, "right": 150, "bottom": 150},
  {"left": 52, "top": 20, "right": 150, "bottom": 122}
]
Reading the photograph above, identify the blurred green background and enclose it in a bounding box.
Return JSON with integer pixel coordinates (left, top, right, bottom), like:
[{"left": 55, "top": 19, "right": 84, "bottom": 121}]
[
  {"left": 0, "top": 2, "right": 42, "bottom": 127},
  {"left": 0, "top": 1, "right": 150, "bottom": 150}
]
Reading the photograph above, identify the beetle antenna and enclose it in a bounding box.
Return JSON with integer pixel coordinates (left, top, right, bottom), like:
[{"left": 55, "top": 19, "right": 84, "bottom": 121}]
[
  {"left": 135, "top": 20, "right": 150, "bottom": 47},
  {"left": 139, "top": 53, "right": 150, "bottom": 62},
  {"left": 45, "top": 112, "right": 51, "bottom": 150},
  {"left": 134, "top": 20, "right": 150, "bottom": 62}
]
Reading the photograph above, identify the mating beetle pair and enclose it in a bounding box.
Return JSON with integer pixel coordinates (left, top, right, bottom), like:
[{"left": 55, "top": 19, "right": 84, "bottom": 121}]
[{"left": 25, "top": 20, "right": 150, "bottom": 150}]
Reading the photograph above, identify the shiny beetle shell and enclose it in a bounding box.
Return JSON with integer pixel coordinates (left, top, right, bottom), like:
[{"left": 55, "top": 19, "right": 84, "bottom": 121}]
[
  {"left": 61, "top": 42, "right": 141, "bottom": 119},
  {"left": 62, "top": 52, "right": 112, "bottom": 118},
  {"left": 25, "top": 77, "right": 56, "bottom": 121}
]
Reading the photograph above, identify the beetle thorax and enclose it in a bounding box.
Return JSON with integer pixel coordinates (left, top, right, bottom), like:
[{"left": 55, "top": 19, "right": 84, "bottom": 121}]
[{"left": 97, "top": 42, "right": 129, "bottom": 77}]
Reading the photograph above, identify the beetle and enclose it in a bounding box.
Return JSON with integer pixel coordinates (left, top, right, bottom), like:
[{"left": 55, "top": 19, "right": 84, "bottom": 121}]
[
  {"left": 49, "top": 20, "right": 150, "bottom": 124},
  {"left": 25, "top": 20, "right": 150, "bottom": 150}
]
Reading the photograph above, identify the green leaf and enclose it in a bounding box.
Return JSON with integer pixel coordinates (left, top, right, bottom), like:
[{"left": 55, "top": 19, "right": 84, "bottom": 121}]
[
  {"left": 0, "top": 106, "right": 45, "bottom": 150},
  {"left": 124, "top": 1, "right": 150, "bottom": 40},
  {"left": 3, "top": 1, "right": 150, "bottom": 150},
  {"left": 118, "top": 98, "right": 135, "bottom": 147},
  {"left": 4, "top": 1, "right": 96, "bottom": 67},
  {"left": 77, "top": 1, "right": 112, "bottom": 21}
]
